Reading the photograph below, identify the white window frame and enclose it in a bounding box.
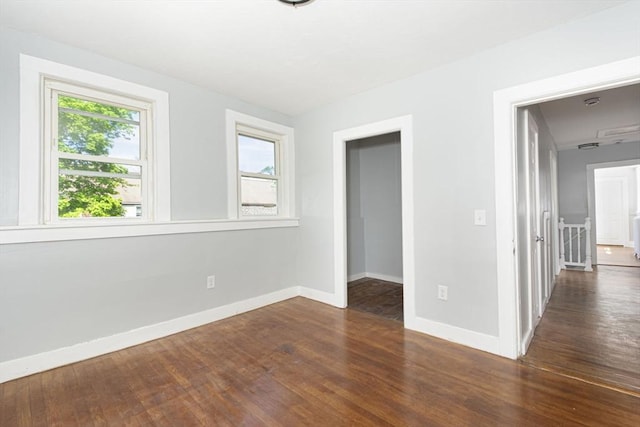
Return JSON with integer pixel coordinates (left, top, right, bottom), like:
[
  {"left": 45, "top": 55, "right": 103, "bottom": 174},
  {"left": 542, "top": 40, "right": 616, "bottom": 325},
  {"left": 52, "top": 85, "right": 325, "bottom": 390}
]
[
  {"left": 226, "top": 110, "right": 295, "bottom": 219},
  {"left": 43, "top": 79, "right": 153, "bottom": 223},
  {"left": 18, "top": 54, "right": 171, "bottom": 226}
]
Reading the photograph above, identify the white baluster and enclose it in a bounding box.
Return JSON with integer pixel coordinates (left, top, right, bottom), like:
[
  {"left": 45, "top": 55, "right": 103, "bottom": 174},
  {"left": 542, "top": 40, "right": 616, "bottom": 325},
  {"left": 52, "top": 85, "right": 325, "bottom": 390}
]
[
  {"left": 569, "top": 226, "right": 573, "bottom": 264},
  {"left": 584, "top": 217, "right": 593, "bottom": 272},
  {"left": 576, "top": 226, "right": 582, "bottom": 264},
  {"left": 559, "top": 218, "right": 566, "bottom": 269}
]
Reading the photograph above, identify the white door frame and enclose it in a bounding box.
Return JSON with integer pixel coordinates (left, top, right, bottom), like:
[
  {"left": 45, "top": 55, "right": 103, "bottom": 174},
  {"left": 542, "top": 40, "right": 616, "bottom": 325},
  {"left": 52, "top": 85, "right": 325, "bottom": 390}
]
[
  {"left": 333, "top": 115, "right": 416, "bottom": 327},
  {"left": 494, "top": 56, "right": 640, "bottom": 359},
  {"left": 588, "top": 159, "right": 640, "bottom": 258}
]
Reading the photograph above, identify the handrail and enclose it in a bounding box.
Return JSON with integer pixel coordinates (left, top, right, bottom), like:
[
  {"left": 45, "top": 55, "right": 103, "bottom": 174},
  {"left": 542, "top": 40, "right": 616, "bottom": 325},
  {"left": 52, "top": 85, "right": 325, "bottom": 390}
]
[{"left": 559, "top": 217, "right": 593, "bottom": 272}]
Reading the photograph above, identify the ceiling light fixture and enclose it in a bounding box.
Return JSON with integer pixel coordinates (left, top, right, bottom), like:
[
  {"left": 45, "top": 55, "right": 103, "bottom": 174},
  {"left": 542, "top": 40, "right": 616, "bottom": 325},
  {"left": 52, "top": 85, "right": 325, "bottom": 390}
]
[
  {"left": 278, "top": 0, "right": 313, "bottom": 6},
  {"left": 578, "top": 142, "right": 599, "bottom": 150},
  {"left": 583, "top": 97, "right": 600, "bottom": 107}
]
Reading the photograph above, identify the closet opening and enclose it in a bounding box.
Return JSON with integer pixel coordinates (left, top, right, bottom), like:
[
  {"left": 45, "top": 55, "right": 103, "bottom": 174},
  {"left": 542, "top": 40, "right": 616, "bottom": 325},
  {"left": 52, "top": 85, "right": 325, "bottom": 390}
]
[{"left": 346, "top": 132, "right": 403, "bottom": 321}]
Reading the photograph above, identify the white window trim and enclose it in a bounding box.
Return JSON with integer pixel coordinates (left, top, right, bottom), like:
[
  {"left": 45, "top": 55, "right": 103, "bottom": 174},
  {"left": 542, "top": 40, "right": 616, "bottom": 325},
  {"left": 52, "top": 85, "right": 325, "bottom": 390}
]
[
  {"left": 226, "top": 109, "right": 295, "bottom": 219},
  {"left": 18, "top": 54, "right": 171, "bottom": 226},
  {"left": 0, "top": 218, "right": 299, "bottom": 245},
  {"left": 44, "top": 79, "right": 153, "bottom": 223}
]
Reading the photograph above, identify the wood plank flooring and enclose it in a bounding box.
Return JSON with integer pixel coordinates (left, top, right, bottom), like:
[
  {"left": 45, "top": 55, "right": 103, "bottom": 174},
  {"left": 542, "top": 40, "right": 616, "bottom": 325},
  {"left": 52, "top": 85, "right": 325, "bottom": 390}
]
[
  {"left": 348, "top": 277, "right": 403, "bottom": 321},
  {"left": 597, "top": 244, "right": 640, "bottom": 267},
  {"left": 2, "top": 297, "right": 640, "bottom": 426},
  {"left": 522, "top": 265, "right": 640, "bottom": 395}
]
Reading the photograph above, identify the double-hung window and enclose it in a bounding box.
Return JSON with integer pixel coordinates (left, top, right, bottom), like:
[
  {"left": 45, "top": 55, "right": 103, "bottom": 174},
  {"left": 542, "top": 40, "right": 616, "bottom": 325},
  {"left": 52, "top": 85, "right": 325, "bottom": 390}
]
[
  {"left": 43, "top": 80, "right": 152, "bottom": 222},
  {"left": 237, "top": 125, "right": 281, "bottom": 216},
  {"left": 18, "top": 54, "right": 170, "bottom": 228},
  {"left": 227, "top": 110, "right": 295, "bottom": 219}
]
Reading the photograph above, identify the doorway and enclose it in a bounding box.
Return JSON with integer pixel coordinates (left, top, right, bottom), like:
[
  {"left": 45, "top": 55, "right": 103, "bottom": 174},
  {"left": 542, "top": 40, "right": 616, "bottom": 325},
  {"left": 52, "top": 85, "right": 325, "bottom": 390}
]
[
  {"left": 493, "top": 56, "right": 640, "bottom": 359},
  {"left": 591, "top": 162, "right": 640, "bottom": 267},
  {"left": 346, "top": 132, "right": 403, "bottom": 321},
  {"left": 332, "top": 115, "right": 416, "bottom": 327}
]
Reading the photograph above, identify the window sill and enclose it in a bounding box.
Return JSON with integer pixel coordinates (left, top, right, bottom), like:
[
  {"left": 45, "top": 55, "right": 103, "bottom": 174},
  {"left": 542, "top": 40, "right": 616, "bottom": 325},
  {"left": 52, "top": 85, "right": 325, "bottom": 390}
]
[{"left": 0, "top": 218, "right": 300, "bottom": 245}]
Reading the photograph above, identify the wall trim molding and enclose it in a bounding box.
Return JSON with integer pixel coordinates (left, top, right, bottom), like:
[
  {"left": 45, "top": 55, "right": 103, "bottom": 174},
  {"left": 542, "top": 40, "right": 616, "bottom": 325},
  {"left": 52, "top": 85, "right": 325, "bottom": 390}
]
[
  {"left": 332, "top": 115, "right": 416, "bottom": 326},
  {"left": 347, "top": 272, "right": 367, "bottom": 282},
  {"left": 347, "top": 272, "right": 403, "bottom": 284},
  {"left": 408, "top": 316, "right": 500, "bottom": 356},
  {"left": 493, "top": 55, "right": 640, "bottom": 359},
  {"left": 0, "top": 287, "right": 300, "bottom": 383},
  {"left": 0, "top": 218, "right": 299, "bottom": 245},
  {"left": 298, "top": 286, "right": 339, "bottom": 306},
  {"left": 1, "top": 283, "right": 505, "bottom": 383},
  {"left": 587, "top": 159, "right": 640, "bottom": 259}
]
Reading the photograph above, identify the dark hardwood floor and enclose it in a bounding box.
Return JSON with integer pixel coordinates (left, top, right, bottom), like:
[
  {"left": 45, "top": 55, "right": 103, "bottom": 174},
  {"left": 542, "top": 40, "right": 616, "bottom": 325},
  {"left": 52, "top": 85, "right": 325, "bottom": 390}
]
[
  {"left": 348, "top": 277, "right": 403, "bottom": 321},
  {"left": 2, "top": 296, "right": 639, "bottom": 426},
  {"left": 522, "top": 265, "right": 640, "bottom": 395}
]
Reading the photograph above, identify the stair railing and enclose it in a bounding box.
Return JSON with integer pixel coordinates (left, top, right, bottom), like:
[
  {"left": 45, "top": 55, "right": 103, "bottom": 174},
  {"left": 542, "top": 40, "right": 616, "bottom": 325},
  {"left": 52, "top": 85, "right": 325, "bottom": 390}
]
[{"left": 558, "top": 217, "right": 593, "bottom": 272}]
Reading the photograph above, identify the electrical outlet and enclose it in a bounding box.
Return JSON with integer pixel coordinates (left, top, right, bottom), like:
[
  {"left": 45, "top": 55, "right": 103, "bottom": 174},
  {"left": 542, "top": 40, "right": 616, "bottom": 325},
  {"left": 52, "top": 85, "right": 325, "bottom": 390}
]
[
  {"left": 438, "top": 285, "right": 448, "bottom": 301},
  {"left": 206, "top": 275, "right": 215, "bottom": 289},
  {"left": 474, "top": 209, "right": 487, "bottom": 226}
]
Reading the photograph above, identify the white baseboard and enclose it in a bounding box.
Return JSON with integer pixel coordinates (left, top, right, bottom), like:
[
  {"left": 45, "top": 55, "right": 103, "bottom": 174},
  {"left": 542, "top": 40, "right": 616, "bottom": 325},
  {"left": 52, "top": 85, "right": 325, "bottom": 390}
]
[
  {"left": 298, "top": 286, "right": 339, "bottom": 307},
  {"left": 626, "top": 241, "right": 635, "bottom": 248},
  {"left": 347, "top": 272, "right": 403, "bottom": 284},
  {"left": 1, "top": 284, "right": 502, "bottom": 383},
  {"left": 521, "top": 328, "right": 534, "bottom": 355},
  {"left": 407, "top": 316, "right": 500, "bottom": 356},
  {"left": 347, "top": 272, "right": 367, "bottom": 282},
  {"left": 0, "top": 287, "right": 299, "bottom": 384}
]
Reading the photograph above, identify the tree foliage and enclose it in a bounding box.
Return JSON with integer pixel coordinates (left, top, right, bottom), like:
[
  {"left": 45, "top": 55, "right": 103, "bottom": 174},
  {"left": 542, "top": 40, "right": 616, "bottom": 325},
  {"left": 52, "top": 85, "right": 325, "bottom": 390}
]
[
  {"left": 259, "top": 165, "right": 275, "bottom": 175},
  {"left": 57, "top": 96, "right": 136, "bottom": 218}
]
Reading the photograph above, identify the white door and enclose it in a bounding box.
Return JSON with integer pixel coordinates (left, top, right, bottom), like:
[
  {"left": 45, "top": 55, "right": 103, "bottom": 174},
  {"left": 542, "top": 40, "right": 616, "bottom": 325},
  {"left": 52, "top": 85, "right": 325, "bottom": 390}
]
[
  {"left": 525, "top": 111, "right": 542, "bottom": 323},
  {"left": 543, "top": 210, "right": 551, "bottom": 307},
  {"left": 595, "top": 177, "right": 627, "bottom": 245}
]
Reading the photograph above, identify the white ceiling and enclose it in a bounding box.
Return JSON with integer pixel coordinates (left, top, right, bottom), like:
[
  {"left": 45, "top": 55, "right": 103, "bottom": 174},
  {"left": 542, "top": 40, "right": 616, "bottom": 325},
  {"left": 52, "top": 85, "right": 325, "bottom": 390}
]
[
  {"left": 538, "top": 84, "right": 640, "bottom": 151},
  {"left": 0, "top": 0, "right": 626, "bottom": 116}
]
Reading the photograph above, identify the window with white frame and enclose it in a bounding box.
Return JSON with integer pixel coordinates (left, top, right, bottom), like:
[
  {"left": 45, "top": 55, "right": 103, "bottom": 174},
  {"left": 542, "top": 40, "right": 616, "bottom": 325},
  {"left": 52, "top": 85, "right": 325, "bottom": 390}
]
[
  {"left": 237, "top": 125, "right": 281, "bottom": 216},
  {"left": 18, "top": 54, "right": 170, "bottom": 226},
  {"left": 226, "top": 110, "right": 295, "bottom": 219},
  {"left": 44, "top": 80, "right": 152, "bottom": 222}
]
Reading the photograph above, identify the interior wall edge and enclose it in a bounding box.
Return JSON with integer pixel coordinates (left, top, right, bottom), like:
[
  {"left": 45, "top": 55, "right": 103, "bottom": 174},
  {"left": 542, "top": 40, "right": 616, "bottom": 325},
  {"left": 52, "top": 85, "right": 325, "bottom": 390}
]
[{"left": 0, "top": 286, "right": 301, "bottom": 384}]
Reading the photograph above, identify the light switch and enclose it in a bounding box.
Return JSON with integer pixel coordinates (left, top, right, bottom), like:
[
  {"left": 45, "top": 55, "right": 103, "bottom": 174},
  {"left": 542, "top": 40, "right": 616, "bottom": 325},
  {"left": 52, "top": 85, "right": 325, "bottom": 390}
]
[{"left": 474, "top": 209, "right": 487, "bottom": 226}]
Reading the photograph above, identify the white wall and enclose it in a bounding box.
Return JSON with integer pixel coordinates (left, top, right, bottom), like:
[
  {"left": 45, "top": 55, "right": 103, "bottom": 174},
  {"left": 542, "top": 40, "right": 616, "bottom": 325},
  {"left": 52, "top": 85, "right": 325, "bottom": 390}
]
[
  {"left": 558, "top": 141, "right": 640, "bottom": 225},
  {"left": 0, "top": 27, "right": 292, "bottom": 225},
  {"left": 1, "top": 1, "right": 639, "bottom": 370},
  {"left": 0, "top": 27, "right": 298, "bottom": 365},
  {"left": 347, "top": 132, "right": 402, "bottom": 282},
  {"left": 294, "top": 2, "right": 640, "bottom": 337}
]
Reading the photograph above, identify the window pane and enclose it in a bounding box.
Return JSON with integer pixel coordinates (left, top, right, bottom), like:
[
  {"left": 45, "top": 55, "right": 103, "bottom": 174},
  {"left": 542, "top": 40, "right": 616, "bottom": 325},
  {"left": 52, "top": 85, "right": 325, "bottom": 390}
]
[
  {"left": 238, "top": 134, "right": 275, "bottom": 175},
  {"left": 58, "top": 175, "right": 142, "bottom": 218},
  {"left": 58, "top": 96, "right": 140, "bottom": 160},
  {"left": 59, "top": 159, "right": 141, "bottom": 176},
  {"left": 240, "top": 176, "right": 277, "bottom": 216}
]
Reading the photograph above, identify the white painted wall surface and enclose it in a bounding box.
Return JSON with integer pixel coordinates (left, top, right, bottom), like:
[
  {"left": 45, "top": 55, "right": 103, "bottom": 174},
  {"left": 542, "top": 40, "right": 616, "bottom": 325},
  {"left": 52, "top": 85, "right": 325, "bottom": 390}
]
[
  {"left": 0, "top": 27, "right": 298, "bottom": 365},
  {"left": 558, "top": 141, "right": 640, "bottom": 225},
  {"left": 1, "top": 2, "right": 639, "bottom": 370},
  {"left": 347, "top": 133, "right": 402, "bottom": 282},
  {"left": 0, "top": 27, "right": 292, "bottom": 225},
  {"left": 294, "top": 2, "right": 640, "bottom": 337},
  {"left": 346, "top": 142, "right": 365, "bottom": 277}
]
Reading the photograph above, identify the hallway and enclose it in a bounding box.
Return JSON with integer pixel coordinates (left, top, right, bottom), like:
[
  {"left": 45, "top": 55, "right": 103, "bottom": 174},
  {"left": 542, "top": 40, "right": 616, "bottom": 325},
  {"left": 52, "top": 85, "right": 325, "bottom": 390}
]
[{"left": 522, "top": 265, "right": 640, "bottom": 395}]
